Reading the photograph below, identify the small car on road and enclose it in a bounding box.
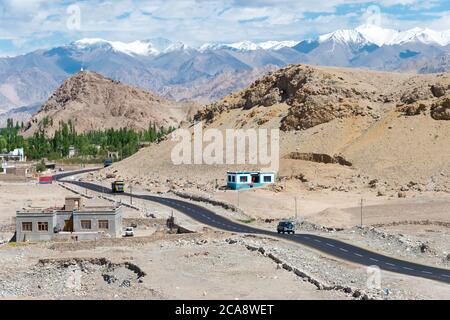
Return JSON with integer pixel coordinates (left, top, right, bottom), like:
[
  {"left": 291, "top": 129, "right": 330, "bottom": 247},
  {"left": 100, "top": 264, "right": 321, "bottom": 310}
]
[
  {"left": 124, "top": 227, "right": 134, "bottom": 237},
  {"left": 277, "top": 220, "right": 295, "bottom": 234}
]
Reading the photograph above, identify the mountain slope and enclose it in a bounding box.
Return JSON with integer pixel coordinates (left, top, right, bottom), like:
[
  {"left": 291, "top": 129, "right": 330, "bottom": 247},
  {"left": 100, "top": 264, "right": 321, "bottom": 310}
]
[
  {"left": 23, "top": 71, "right": 198, "bottom": 137},
  {"left": 102, "top": 64, "right": 450, "bottom": 195}
]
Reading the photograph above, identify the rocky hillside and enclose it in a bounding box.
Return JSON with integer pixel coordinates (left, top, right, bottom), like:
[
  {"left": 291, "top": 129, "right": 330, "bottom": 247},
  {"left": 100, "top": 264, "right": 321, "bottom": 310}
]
[
  {"left": 23, "top": 71, "right": 199, "bottom": 136},
  {"left": 95, "top": 64, "right": 450, "bottom": 195},
  {"left": 195, "top": 64, "right": 450, "bottom": 128}
]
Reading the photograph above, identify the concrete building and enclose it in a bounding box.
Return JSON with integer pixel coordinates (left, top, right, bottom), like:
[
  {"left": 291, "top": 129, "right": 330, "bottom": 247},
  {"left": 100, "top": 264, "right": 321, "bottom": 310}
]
[
  {"left": 0, "top": 148, "right": 26, "bottom": 162},
  {"left": 0, "top": 161, "right": 35, "bottom": 182},
  {"left": 16, "top": 196, "right": 123, "bottom": 242},
  {"left": 68, "top": 146, "right": 76, "bottom": 158},
  {"left": 227, "top": 171, "right": 276, "bottom": 190}
]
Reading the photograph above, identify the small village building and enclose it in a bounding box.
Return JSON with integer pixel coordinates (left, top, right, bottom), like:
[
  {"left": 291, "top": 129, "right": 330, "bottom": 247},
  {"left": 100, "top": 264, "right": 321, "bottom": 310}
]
[
  {"left": 226, "top": 171, "right": 275, "bottom": 190},
  {"left": 0, "top": 148, "right": 26, "bottom": 162},
  {"left": 45, "top": 163, "right": 56, "bottom": 170},
  {"left": 0, "top": 161, "right": 35, "bottom": 181},
  {"left": 107, "top": 151, "right": 119, "bottom": 159},
  {"left": 15, "top": 196, "right": 122, "bottom": 242},
  {"left": 68, "top": 146, "right": 76, "bottom": 158}
]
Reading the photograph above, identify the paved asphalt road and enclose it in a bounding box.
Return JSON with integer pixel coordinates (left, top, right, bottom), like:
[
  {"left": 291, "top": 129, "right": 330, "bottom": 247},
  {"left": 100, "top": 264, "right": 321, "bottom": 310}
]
[{"left": 54, "top": 169, "right": 450, "bottom": 284}]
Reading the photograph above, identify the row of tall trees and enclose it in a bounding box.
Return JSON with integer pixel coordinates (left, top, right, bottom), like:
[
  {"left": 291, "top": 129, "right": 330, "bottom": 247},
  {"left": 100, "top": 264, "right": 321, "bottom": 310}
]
[
  {"left": 0, "top": 119, "right": 175, "bottom": 161},
  {"left": 0, "top": 119, "right": 25, "bottom": 153}
]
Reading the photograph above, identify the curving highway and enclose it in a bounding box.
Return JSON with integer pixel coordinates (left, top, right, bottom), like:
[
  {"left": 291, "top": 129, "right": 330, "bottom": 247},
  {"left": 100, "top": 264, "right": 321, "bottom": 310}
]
[{"left": 54, "top": 169, "right": 450, "bottom": 284}]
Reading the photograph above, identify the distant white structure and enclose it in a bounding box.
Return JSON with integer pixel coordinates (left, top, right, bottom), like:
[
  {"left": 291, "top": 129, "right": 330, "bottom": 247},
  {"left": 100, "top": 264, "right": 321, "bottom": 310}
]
[
  {"left": 68, "top": 146, "right": 76, "bottom": 158},
  {"left": 0, "top": 148, "right": 26, "bottom": 162}
]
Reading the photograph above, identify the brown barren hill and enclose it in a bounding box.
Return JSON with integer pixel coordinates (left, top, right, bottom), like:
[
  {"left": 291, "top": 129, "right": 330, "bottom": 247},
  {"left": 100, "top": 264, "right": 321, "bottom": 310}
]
[
  {"left": 23, "top": 71, "right": 199, "bottom": 136},
  {"left": 97, "top": 64, "right": 450, "bottom": 193}
]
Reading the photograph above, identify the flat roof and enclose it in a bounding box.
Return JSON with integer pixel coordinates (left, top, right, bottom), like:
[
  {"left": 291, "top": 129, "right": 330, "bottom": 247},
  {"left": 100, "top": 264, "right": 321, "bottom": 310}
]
[
  {"left": 17, "top": 206, "right": 119, "bottom": 215},
  {"left": 76, "top": 206, "right": 120, "bottom": 212},
  {"left": 18, "top": 206, "right": 62, "bottom": 213},
  {"left": 227, "top": 171, "right": 275, "bottom": 174}
]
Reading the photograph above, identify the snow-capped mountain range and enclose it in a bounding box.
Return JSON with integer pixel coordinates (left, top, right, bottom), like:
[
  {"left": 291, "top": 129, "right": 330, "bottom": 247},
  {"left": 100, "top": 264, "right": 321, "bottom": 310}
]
[
  {"left": 71, "top": 24, "right": 450, "bottom": 57},
  {"left": 2, "top": 24, "right": 450, "bottom": 125},
  {"left": 74, "top": 38, "right": 300, "bottom": 55},
  {"left": 319, "top": 24, "right": 450, "bottom": 47}
]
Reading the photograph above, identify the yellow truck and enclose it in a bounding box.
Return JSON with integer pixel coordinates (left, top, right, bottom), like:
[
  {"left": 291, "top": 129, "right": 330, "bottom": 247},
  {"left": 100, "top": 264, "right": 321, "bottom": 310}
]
[{"left": 111, "top": 180, "right": 125, "bottom": 193}]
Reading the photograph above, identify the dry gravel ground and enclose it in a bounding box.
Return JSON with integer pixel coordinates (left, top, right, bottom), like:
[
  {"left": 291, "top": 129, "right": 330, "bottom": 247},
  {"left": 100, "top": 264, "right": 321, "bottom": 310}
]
[
  {"left": 0, "top": 230, "right": 448, "bottom": 300},
  {"left": 0, "top": 232, "right": 347, "bottom": 300},
  {"left": 0, "top": 177, "right": 448, "bottom": 300}
]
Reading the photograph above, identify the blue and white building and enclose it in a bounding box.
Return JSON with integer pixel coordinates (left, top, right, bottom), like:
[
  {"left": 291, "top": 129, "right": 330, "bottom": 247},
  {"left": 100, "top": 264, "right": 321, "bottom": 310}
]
[{"left": 227, "top": 171, "right": 276, "bottom": 190}]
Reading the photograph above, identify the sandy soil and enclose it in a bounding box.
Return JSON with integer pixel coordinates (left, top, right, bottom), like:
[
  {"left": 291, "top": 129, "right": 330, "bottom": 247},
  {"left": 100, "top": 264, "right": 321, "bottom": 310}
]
[
  {"left": 212, "top": 185, "right": 450, "bottom": 228},
  {"left": 0, "top": 232, "right": 346, "bottom": 300},
  {"left": 0, "top": 182, "right": 74, "bottom": 226}
]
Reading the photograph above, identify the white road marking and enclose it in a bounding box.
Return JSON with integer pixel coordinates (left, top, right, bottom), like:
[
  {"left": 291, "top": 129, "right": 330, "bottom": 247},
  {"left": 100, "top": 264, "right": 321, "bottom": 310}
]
[
  {"left": 303, "top": 236, "right": 310, "bottom": 240},
  {"left": 326, "top": 243, "right": 335, "bottom": 247},
  {"left": 354, "top": 253, "right": 363, "bottom": 257},
  {"left": 314, "top": 239, "right": 321, "bottom": 243},
  {"left": 386, "top": 263, "right": 396, "bottom": 267},
  {"left": 402, "top": 267, "right": 414, "bottom": 271},
  {"left": 421, "top": 271, "right": 433, "bottom": 275},
  {"left": 441, "top": 274, "right": 450, "bottom": 278},
  {"left": 370, "top": 258, "right": 379, "bottom": 262},
  {"left": 339, "top": 248, "right": 349, "bottom": 253}
]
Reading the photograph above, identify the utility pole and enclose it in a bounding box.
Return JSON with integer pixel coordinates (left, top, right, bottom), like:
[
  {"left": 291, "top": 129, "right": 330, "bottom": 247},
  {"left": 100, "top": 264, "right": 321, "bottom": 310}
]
[
  {"left": 130, "top": 185, "right": 133, "bottom": 205},
  {"left": 237, "top": 189, "right": 240, "bottom": 207},
  {"left": 295, "top": 196, "right": 298, "bottom": 220},
  {"left": 360, "top": 198, "right": 364, "bottom": 228}
]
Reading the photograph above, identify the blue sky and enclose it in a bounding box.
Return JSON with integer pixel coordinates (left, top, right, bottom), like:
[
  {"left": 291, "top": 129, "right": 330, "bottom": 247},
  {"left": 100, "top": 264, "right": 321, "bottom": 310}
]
[{"left": 0, "top": 0, "right": 450, "bottom": 56}]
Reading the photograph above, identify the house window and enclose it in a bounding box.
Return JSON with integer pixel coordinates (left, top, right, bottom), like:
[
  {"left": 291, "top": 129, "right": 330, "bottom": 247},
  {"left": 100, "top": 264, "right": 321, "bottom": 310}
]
[
  {"left": 98, "top": 220, "right": 109, "bottom": 230},
  {"left": 38, "top": 222, "right": 49, "bottom": 232},
  {"left": 239, "top": 176, "right": 248, "bottom": 183},
  {"left": 81, "top": 220, "right": 92, "bottom": 230},
  {"left": 232, "top": 176, "right": 236, "bottom": 182},
  {"left": 263, "top": 175, "right": 272, "bottom": 183},
  {"left": 228, "top": 175, "right": 232, "bottom": 182},
  {"left": 22, "top": 222, "right": 32, "bottom": 232}
]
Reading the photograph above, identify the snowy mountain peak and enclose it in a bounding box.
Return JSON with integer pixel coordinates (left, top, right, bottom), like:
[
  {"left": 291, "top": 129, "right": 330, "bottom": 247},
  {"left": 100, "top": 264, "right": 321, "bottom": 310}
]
[
  {"left": 73, "top": 38, "right": 170, "bottom": 56},
  {"left": 199, "top": 40, "right": 298, "bottom": 52},
  {"left": 228, "top": 41, "right": 261, "bottom": 51},
  {"left": 163, "top": 41, "right": 192, "bottom": 53},
  {"left": 319, "top": 29, "right": 368, "bottom": 46},
  {"left": 258, "top": 40, "right": 299, "bottom": 50},
  {"left": 318, "top": 24, "right": 450, "bottom": 47},
  {"left": 355, "top": 24, "right": 399, "bottom": 46},
  {"left": 391, "top": 27, "right": 450, "bottom": 46}
]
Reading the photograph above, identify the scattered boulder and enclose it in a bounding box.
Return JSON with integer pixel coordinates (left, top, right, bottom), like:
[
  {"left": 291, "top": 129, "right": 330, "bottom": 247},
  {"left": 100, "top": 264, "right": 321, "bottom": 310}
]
[
  {"left": 420, "top": 243, "right": 430, "bottom": 253},
  {"left": 400, "top": 103, "right": 427, "bottom": 116},
  {"left": 368, "top": 179, "right": 378, "bottom": 189},
  {"left": 400, "top": 87, "right": 432, "bottom": 104},
  {"left": 431, "top": 84, "right": 446, "bottom": 98},
  {"left": 431, "top": 98, "right": 450, "bottom": 120},
  {"left": 398, "top": 191, "right": 407, "bottom": 198}
]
